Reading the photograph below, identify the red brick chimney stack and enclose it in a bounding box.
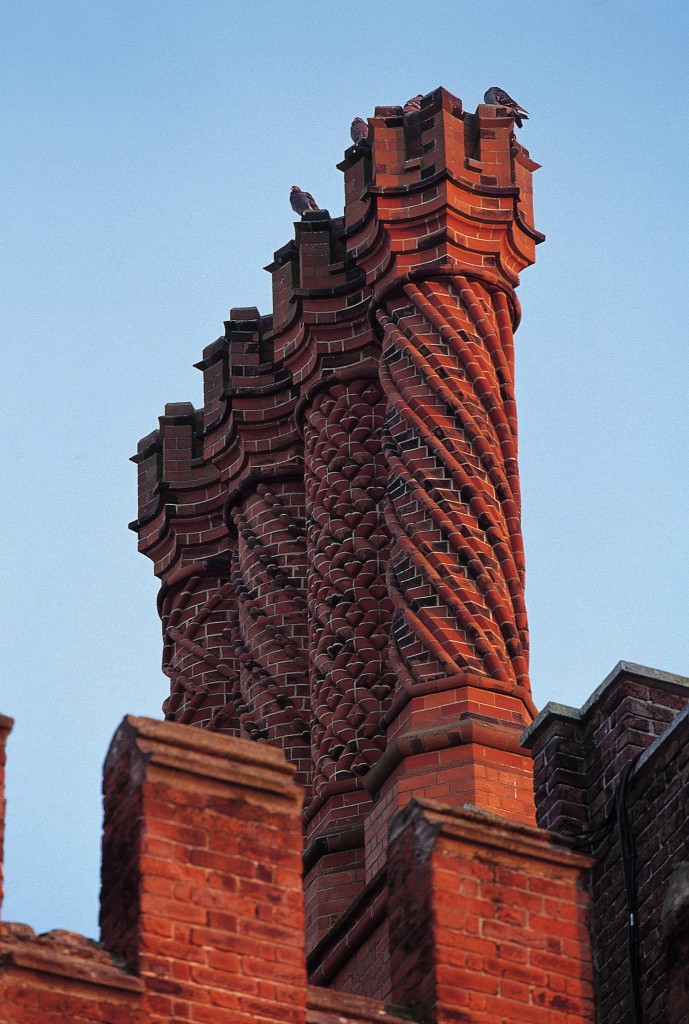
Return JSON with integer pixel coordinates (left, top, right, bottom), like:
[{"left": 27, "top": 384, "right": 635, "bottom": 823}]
[{"left": 131, "top": 86, "right": 544, "bottom": 949}]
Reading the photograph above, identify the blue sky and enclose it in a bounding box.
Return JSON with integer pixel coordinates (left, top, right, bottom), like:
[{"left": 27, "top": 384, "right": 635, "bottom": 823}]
[{"left": 2, "top": 1, "right": 688, "bottom": 937}]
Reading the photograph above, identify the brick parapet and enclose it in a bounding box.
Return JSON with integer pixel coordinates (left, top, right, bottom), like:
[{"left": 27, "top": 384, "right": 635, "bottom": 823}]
[
  {"left": 523, "top": 663, "right": 689, "bottom": 1024},
  {"left": 2, "top": 715, "right": 312, "bottom": 1023},
  {"left": 0, "top": 922, "right": 412, "bottom": 1024},
  {"left": 2, "top": 709, "right": 427, "bottom": 1023},
  {"left": 99, "top": 715, "right": 308, "bottom": 1024},
  {"left": 386, "top": 799, "right": 594, "bottom": 1023},
  {"left": 1, "top": 922, "right": 145, "bottom": 1023},
  {"left": 522, "top": 661, "right": 689, "bottom": 836},
  {"left": 586, "top": 702, "right": 689, "bottom": 1024}
]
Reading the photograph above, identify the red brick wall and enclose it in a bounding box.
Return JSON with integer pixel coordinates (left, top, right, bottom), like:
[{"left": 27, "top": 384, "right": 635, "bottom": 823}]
[
  {"left": 99, "top": 716, "right": 308, "bottom": 1024},
  {"left": 1, "top": 711, "right": 419, "bottom": 1024},
  {"left": 1, "top": 924, "right": 146, "bottom": 1024}
]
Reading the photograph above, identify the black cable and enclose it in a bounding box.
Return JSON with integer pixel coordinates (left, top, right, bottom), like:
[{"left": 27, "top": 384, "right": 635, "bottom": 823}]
[
  {"left": 616, "top": 756, "right": 642, "bottom": 1024},
  {"left": 570, "top": 807, "right": 617, "bottom": 854},
  {"left": 556, "top": 755, "right": 642, "bottom": 1022}
]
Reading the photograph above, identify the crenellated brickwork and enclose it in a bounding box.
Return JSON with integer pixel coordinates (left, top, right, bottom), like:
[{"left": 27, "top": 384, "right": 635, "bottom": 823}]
[{"left": 387, "top": 800, "right": 595, "bottom": 1023}]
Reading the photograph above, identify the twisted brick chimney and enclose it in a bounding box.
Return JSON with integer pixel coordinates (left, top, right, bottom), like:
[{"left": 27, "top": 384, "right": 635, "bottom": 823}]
[{"left": 132, "top": 87, "right": 544, "bottom": 950}]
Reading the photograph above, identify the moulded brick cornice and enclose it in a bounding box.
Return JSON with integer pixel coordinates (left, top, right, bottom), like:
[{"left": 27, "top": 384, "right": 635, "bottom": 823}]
[
  {"left": 0, "top": 925, "right": 144, "bottom": 992},
  {"left": 390, "top": 797, "right": 593, "bottom": 870},
  {"left": 363, "top": 717, "right": 529, "bottom": 799},
  {"left": 222, "top": 461, "right": 305, "bottom": 529}
]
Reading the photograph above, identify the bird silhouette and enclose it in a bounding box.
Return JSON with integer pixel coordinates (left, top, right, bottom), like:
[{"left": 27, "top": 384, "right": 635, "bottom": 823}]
[
  {"left": 290, "top": 186, "right": 319, "bottom": 218},
  {"left": 484, "top": 87, "right": 529, "bottom": 128},
  {"left": 350, "top": 117, "right": 369, "bottom": 144}
]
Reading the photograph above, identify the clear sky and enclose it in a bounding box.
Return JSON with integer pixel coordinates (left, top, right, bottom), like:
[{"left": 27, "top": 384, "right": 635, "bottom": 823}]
[{"left": 2, "top": 0, "right": 688, "bottom": 938}]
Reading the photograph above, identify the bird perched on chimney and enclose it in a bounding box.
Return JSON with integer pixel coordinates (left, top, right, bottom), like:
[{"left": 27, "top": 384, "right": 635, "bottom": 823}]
[
  {"left": 403, "top": 94, "right": 423, "bottom": 114},
  {"left": 350, "top": 117, "right": 369, "bottom": 144},
  {"left": 483, "top": 87, "right": 529, "bottom": 129},
  {"left": 290, "top": 186, "right": 319, "bottom": 218}
]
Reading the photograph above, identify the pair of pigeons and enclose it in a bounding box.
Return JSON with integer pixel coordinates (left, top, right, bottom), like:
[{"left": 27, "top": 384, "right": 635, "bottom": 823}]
[
  {"left": 350, "top": 87, "right": 528, "bottom": 142},
  {"left": 290, "top": 88, "right": 528, "bottom": 219}
]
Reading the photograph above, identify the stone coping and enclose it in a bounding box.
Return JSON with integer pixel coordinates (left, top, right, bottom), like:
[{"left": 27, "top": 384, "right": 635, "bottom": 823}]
[{"left": 521, "top": 661, "right": 689, "bottom": 749}]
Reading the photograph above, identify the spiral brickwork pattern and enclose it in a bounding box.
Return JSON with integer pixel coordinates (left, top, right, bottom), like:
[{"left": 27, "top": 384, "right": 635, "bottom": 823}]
[
  {"left": 162, "top": 571, "right": 241, "bottom": 731},
  {"left": 226, "top": 483, "right": 312, "bottom": 791},
  {"left": 377, "top": 275, "right": 530, "bottom": 695},
  {"left": 303, "top": 379, "right": 394, "bottom": 794}
]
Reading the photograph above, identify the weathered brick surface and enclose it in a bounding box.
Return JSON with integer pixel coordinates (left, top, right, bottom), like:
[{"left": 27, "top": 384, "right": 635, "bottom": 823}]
[
  {"left": 524, "top": 663, "right": 689, "bottom": 1024},
  {"left": 100, "top": 716, "right": 308, "bottom": 1024},
  {"left": 0, "top": 923, "right": 145, "bottom": 1024}
]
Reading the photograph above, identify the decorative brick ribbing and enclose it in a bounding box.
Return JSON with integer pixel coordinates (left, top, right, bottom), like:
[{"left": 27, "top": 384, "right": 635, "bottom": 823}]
[
  {"left": 378, "top": 273, "right": 528, "bottom": 697},
  {"left": 226, "top": 481, "right": 311, "bottom": 792},
  {"left": 161, "top": 564, "right": 240, "bottom": 729}
]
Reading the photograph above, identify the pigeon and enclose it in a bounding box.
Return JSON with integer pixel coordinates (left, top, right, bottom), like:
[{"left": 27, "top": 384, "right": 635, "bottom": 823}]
[
  {"left": 403, "top": 94, "right": 423, "bottom": 114},
  {"left": 483, "top": 87, "right": 529, "bottom": 129},
  {"left": 290, "top": 186, "right": 319, "bottom": 218},
  {"left": 350, "top": 117, "right": 369, "bottom": 144}
]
